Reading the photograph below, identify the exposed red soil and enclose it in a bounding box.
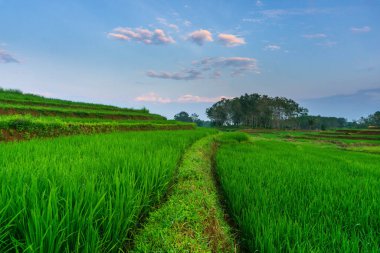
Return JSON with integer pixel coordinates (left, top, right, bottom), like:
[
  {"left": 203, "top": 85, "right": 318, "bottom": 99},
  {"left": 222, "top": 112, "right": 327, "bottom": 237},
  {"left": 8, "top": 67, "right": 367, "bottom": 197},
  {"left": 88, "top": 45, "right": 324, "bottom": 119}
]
[
  {"left": 0, "top": 125, "right": 195, "bottom": 143},
  {"left": 0, "top": 107, "right": 157, "bottom": 120},
  {"left": 335, "top": 130, "right": 380, "bottom": 135},
  {"left": 304, "top": 134, "right": 380, "bottom": 141},
  {"left": 0, "top": 99, "right": 127, "bottom": 112}
]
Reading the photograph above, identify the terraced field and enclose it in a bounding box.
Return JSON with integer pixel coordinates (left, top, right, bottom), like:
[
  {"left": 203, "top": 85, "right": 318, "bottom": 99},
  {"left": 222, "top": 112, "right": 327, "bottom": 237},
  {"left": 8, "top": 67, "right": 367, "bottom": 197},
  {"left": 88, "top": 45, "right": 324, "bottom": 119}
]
[{"left": 0, "top": 89, "right": 194, "bottom": 142}]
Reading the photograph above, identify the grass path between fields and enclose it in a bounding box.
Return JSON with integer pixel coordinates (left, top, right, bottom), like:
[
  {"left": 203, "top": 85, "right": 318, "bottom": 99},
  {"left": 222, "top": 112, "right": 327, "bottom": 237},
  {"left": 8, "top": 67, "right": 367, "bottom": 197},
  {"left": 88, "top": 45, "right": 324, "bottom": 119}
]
[{"left": 131, "top": 135, "right": 237, "bottom": 252}]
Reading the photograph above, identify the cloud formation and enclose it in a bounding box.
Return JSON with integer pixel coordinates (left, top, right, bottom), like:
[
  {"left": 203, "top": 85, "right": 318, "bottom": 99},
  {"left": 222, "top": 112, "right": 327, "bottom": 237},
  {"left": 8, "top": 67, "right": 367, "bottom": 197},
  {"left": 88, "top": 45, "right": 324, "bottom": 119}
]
[
  {"left": 135, "top": 92, "right": 171, "bottom": 103},
  {"left": 351, "top": 26, "right": 371, "bottom": 33},
  {"left": 302, "top": 33, "right": 327, "bottom": 39},
  {"left": 316, "top": 41, "right": 337, "bottom": 47},
  {"left": 256, "top": 0, "right": 263, "bottom": 7},
  {"left": 135, "top": 92, "right": 233, "bottom": 103},
  {"left": 0, "top": 50, "right": 19, "bottom": 64},
  {"left": 147, "top": 57, "right": 259, "bottom": 80},
  {"left": 264, "top": 44, "right": 281, "bottom": 51},
  {"left": 260, "top": 8, "right": 331, "bottom": 18},
  {"left": 146, "top": 69, "right": 202, "bottom": 81},
  {"left": 108, "top": 27, "right": 175, "bottom": 45},
  {"left": 187, "top": 29, "right": 213, "bottom": 45},
  {"left": 218, "top": 34, "right": 246, "bottom": 47},
  {"left": 156, "top": 18, "right": 179, "bottom": 32}
]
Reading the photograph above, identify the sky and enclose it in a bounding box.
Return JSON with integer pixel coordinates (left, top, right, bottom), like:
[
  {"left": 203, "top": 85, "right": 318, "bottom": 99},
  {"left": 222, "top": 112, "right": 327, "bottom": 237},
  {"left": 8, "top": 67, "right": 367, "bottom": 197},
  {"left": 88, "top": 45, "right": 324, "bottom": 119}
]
[{"left": 0, "top": 0, "right": 379, "bottom": 120}]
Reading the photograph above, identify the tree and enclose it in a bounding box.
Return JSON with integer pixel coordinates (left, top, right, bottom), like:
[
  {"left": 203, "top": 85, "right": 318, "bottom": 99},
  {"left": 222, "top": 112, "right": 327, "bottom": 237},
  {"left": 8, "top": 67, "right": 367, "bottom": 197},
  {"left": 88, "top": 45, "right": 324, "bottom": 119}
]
[{"left": 174, "top": 111, "right": 192, "bottom": 122}]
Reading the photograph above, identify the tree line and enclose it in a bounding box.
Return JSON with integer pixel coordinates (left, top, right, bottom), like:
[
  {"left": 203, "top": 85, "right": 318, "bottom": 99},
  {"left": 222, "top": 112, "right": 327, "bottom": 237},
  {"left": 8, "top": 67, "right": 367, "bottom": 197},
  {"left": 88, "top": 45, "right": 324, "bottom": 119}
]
[{"left": 173, "top": 93, "right": 378, "bottom": 130}]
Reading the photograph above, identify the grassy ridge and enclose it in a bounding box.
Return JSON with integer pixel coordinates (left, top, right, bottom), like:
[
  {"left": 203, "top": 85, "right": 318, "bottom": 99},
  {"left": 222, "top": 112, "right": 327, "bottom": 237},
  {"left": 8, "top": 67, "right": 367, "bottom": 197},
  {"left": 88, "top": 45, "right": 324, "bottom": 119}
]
[
  {"left": 216, "top": 136, "right": 380, "bottom": 252},
  {"left": 0, "top": 115, "right": 194, "bottom": 141},
  {"left": 0, "top": 88, "right": 143, "bottom": 112},
  {"left": 0, "top": 103, "right": 164, "bottom": 120},
  {"left": 132, "top": 134, "right": 236, "bottom": 252},
  {"left": 0, "top": 89, "right": 195, "bottom": 141},
  {"left": 0, "top": 129, "right": 212, "bottom": 252}
]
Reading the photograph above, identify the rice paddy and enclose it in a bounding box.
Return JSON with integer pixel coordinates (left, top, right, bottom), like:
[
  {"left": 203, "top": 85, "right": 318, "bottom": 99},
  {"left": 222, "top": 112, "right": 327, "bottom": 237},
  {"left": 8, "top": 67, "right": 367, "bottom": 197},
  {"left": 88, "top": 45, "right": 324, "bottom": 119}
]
[
  {"left": 215, "top": 133, "right": 380, "bottom": 252},
  {"left": 0, "top": 129, "right": 213, "bottom": 252}
]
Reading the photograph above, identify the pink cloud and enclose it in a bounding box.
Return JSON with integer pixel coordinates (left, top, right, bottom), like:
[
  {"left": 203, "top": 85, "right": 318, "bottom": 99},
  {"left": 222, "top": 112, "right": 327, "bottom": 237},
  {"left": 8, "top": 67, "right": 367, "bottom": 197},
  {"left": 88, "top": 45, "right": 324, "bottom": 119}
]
[
  {"left": 135, "top": 92, "right": 172, "bottom": 103},
  {"left": 188, "top": 29, "right": 213, "bottom": 46},
  {"left": 218, "top": 34, "right": 246, "bottom": 47},
  {"left": 135, "top": 93, "right": 234, "bottom": 104},
  {"left": 108, "top": 27, "right": 175, "bottom": 45}
]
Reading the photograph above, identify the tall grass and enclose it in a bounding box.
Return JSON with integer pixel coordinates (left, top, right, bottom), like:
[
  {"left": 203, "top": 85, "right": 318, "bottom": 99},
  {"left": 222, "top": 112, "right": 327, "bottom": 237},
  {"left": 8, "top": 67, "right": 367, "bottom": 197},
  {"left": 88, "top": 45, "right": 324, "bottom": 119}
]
[
  {"left": 216, "top": 139, "right": 380, "bottom": 252},
  {"left": 0, "top": 129, "right": 213, "bottom": 252}
]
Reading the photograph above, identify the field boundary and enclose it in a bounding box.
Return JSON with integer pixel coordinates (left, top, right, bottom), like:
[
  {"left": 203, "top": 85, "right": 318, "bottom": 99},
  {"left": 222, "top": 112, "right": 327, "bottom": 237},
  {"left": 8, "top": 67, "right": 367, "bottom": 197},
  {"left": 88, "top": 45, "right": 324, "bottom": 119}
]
[
  {"left": 130, "top": 135, "right": 237, "bottom": 252},
  {"left": 0, "top": 124, "right": 195, "bottom": 142}
]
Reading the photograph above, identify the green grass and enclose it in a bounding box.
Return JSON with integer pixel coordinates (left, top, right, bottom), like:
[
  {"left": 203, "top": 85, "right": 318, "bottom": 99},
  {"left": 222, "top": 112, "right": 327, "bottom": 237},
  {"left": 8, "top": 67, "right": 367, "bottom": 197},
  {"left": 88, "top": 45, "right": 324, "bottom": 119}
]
[
  {"left": 131, "top": 134, "right": 235, "bottom": 253},
  {"left": 0, "top": 115, "right": 195, "bottom": 142},
  {"left": 0, "top": 102, "right": 164, "bottom": 120},
  {"left": 0, "top": 88, "right": 147, "bottom": 113},
  {"left": 0, "top": 129, "right": 212, "bottom": 252},
  {"left": 216, "top": 137, "right": 380, "bottom": 252}
]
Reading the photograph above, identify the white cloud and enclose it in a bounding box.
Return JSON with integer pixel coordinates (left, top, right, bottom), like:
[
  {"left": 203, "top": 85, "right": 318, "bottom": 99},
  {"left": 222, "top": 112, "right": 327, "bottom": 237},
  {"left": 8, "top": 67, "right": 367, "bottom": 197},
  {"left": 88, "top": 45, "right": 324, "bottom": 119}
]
[
  {"left": 135, "top": 92, "right": 171, "bottom": 103},
  {"left": 242, "top": 18, "right": 263, "bottom": 23},
  {"left": 156, "top": 18, "right": 179, "bottom": 32},
  {"left": 0, "top": 50, "right": 19, "bottom": 64},
  {"left": 316, "top": 41, "right": 337, "bottom": 47},
  {"left": 218, "top": 34, "right": 246, "bottom": 47},
  {"left": 146, "top": 57, "right": 259, "bottom": 80},
  {"left": 187, "top": 29, "right": 213, "bottom": 46},
  {"left": 302, "top": 33, "right": 327, "bottom": 39},
  {"left": 135, "top": 93, "right": 233, "bottom": 104},
  {"left": 184, "top": 20, "right": 192, "bottom": 27},
  {"left": 260, "top": 8, "right": 331, "bottom": 18},
  {"left": 351, "top": 26, "right": 371, "bottom": 33},
  {"left": 264, "top": 44, "right": 281, "bottom": 51},
  {"left": 256, "top": 0, "right": 263, "bottom": 7},
  {"left": 108, "top": 27, "right": 175, "bottom": 45},
  {"left": 177, "top": 94, "right": 233, "bottom": 103}
]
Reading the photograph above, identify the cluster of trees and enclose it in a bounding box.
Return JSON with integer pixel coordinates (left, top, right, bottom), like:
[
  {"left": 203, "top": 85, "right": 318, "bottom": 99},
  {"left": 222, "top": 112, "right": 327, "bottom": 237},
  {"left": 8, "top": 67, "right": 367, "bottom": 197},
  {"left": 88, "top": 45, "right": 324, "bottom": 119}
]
[
  {"left": 350, "top": 111, "right": 380, "bottom": 128},
  {"left": 173, "top": 93, "right": 377, "bottom": 130},
  {"left": 205, "top": 93, "right": 347, "bottom": 130},
  {"left": 173, "top": 111, "right": 210, "bottom": 127},
  {"left": 205, "top": 93, "right": 307, "bottom": 128}
]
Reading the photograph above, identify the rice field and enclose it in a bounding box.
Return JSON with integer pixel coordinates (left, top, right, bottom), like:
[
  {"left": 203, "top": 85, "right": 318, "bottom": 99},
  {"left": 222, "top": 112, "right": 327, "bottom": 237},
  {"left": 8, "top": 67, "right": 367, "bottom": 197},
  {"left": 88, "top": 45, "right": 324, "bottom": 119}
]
[
  {"left": 0, "top": 129, "right": 213, "bottom": 252},
  {"left": 216, "top": 136, "right": 380, "bottom": 252}
]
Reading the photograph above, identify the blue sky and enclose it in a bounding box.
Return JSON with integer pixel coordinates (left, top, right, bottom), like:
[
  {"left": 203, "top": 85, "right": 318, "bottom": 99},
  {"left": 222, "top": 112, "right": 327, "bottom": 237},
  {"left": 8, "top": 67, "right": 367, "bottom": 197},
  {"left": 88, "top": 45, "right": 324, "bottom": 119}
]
[{"left": 0, "top": 0, "right": 379, "bottom": 120}]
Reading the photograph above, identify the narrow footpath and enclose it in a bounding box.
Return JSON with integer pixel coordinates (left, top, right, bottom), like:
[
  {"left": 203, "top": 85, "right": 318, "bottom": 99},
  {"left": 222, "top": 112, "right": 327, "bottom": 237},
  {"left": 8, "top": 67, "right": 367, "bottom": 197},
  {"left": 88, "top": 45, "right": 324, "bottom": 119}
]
[{"left": 131, "top": 135, "right": 237, "bottom": 252}]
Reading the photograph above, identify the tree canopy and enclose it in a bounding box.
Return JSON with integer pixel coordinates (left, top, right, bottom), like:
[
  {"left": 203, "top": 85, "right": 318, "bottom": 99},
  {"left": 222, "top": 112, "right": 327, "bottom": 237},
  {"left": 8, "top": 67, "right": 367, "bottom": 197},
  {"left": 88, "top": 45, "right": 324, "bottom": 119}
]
[{"left": 206, "top": 93, "right": 347, "bottom": 129}]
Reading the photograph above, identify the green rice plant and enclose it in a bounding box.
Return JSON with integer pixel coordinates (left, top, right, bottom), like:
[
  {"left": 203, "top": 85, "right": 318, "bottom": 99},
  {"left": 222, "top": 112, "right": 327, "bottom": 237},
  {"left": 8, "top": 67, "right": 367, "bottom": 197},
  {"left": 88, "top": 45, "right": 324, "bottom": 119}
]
[
  {"left": 0, "top": 103, "right": 164, "bottom": 120},
  {"left": 0, "top": 129, "right": 214, "bottom": 252},
  {"left": 216, "top": 138, "right": 380, "bottom": 252}
]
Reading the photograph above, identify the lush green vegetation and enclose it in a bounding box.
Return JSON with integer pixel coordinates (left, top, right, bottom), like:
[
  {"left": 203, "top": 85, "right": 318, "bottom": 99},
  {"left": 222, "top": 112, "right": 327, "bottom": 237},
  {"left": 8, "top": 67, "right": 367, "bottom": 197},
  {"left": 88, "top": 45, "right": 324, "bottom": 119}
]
[
  {"left": 206, "top": 93, "right": 379, "bottom": 130},
  {"left": 216, "top": 134, "right": 380, "bottom": 252},
  {"left": 0, "top": 88, "right": 195, "bottom": 142},
  {"left": 0, "top": 115, "right": 194, "bottom": 141},
  {"left": 0, "top": 88, "right": 147, "bottom": 113},
  {"left": 0, "top": 129, "right": 213, "bottom": 252},
  {"left": 0, "top": 102, "right": 164, "bottom": 120},
  {"left": 132, "top": 135, "right": 235, "bottom": 252}
]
